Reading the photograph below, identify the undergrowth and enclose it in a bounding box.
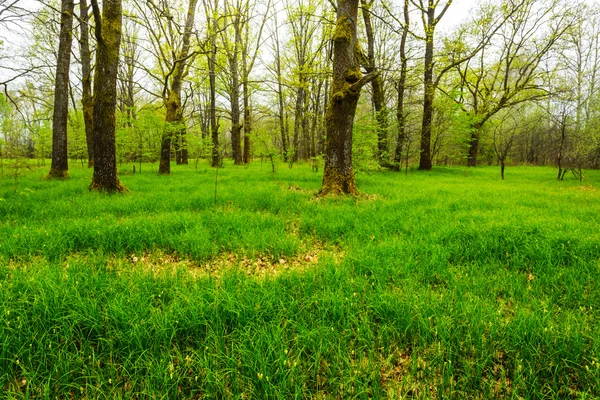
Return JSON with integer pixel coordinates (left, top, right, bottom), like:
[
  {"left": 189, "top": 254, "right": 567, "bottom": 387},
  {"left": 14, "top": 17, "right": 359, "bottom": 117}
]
[{"left": 0, "top": 161, "right": 599, "bottom": 398}]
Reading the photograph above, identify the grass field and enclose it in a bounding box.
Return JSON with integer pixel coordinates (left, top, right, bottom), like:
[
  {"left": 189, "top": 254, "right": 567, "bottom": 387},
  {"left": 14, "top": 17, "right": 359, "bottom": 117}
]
[{"left": 1, "top": 161, "right": 599, "bottom": 399}]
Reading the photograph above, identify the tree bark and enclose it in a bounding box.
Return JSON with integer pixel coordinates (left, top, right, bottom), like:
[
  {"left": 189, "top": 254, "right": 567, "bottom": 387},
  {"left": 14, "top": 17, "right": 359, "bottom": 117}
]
[
  {"left": 228, "top": 14, "right": 243, "bottom": 165},
  {"left": 242, "top": 81, "right": 251, "bottom": 164},
  {"left": 393, "top": 0, "right": 409, "bottom": 169},
  {"left": 419, "top": 5, "right": 435, "bottom": 171},
  {"left": 79, "top": 0, "right": 94, "bottom": 168},
  {"left": 467, "top": 122, "right": 482, "bottom": 167},
  {"left": 48, "top": 0, "right": 74, "bottom": 179},
  {"left": 320, "top": 0, "right": 374, "bottom": 196},
  {"left": 89, "top": 0, "right": 127, "bottom": 193},
  {"left": 361, "top": 0, "right": 389, "bottom": 166},
  {"left": 158, "top": 0, "right": 198, "bottom": 173},
  {"left": 208, "top": 0, "right": 220, "bottom": 168}
]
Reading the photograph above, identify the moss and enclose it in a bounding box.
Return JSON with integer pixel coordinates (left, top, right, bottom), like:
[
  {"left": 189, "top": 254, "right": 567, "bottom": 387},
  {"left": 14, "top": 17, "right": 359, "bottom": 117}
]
[
  {"left": 332, "top": 16, "right": 353, "bottom": 42},
  {"left": 345, "top": 67, "right": 362, "bottom": 84},
  {"left": 319, "top": 167, "right": 358, "bottom": 197},
  {"left": 88, "top": 178, "right": 128, "bottom": 194},
  {"left": 44, "top": 169, "right": 70, "bottom": 180}
]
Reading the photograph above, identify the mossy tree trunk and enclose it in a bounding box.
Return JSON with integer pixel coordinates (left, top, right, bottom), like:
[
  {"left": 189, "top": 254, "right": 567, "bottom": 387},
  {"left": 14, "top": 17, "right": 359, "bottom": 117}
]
[
  {"left": 158, "top": 0, "right": 198, "bottom": 174},
  {"left": 89, "top": 0, "right": 127, "bottom": 193},
  {"left": 48, "top": 0, "right": 74, "bottom": 179},
  {"left": 320, "top": 0, "right": 376, "bottom": 196},
  {"left": 79, "top": 0, "right": 94, "bottom": 168}
]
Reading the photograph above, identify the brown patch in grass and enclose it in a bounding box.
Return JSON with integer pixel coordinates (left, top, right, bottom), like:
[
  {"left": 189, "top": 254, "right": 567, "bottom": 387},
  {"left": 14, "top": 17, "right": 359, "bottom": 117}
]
[
  {"left": 107, "top": 243, "right": 344, "bottom": 280},
  {"left": 576, "top": 186, "right": 596, "bottom": 192}
]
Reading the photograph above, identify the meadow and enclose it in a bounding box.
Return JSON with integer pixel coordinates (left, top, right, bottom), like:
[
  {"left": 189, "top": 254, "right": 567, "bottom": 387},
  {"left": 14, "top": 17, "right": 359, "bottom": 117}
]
[{"left": 0, "top": 161, "right": 599, "bottom": 399}]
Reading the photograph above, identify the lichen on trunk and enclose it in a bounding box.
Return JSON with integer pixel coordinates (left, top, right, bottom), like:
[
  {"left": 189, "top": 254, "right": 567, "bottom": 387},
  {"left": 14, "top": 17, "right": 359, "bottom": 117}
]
[{"left": 319, "top": 0, "right": 375, "bottom": 196}]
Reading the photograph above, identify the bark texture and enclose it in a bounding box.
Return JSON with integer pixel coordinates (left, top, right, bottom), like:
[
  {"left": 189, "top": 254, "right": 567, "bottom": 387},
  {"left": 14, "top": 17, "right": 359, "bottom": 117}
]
[
  {"left": 48, "top": 0, "right": 75, "bottom": 179},
  {"left": 320, "top": 0, "right": 374, "bottom": 196},
  {"left": 80, "top": 0, "right": 94, "bottom": 168},
  {"left": 89, "top": 0, "right": 127, "bottom": 193},
  {"left": 158, "top": 0, "right": 198, "bottom": 174},
  {"left": 419, "top": 5, "right": 435, "bottom": 171},
  {"left": 361, "top": 0, "right": 389, "bottom": 166}
]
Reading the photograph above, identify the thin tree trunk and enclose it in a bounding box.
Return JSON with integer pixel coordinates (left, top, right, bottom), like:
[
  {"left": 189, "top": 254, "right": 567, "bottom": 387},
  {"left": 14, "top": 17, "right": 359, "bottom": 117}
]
[
  {"left": 419, "top": 8, "right": 435, "bottom": 171},
  {"left": 361, "top": 0, "right": 389, "bottom": 166},
  {"left": 209, "top": 0, "right": 220, "bottom": 168},
  {"left": 293, "top": 85, "right": 305, "bottom": 161},
  {"left": 48, "top": 0, "right": 74, "bottom": 179},
  {"left": 80, "top": 0, "right": 94, "bottom": 168},
  {"left": 394, "top": 0, "right": 409, "bottom": 169}
]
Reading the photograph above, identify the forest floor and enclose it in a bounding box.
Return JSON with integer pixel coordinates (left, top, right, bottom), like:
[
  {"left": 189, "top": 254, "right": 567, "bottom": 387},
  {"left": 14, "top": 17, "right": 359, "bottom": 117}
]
[{"left": 1, "top": 160, "right": 600, "bottom": 399}]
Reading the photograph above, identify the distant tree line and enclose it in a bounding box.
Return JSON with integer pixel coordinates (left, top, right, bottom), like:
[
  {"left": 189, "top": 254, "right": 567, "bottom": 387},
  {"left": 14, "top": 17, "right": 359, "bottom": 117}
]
[{"left": 0, "top": 0, "right": 599, "bottom": 192}]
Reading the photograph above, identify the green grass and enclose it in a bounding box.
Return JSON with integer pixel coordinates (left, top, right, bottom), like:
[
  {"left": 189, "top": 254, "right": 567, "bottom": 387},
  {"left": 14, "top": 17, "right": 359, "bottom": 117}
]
[{"left": 1, "top": 160, "right": 600, "bottom": 398}]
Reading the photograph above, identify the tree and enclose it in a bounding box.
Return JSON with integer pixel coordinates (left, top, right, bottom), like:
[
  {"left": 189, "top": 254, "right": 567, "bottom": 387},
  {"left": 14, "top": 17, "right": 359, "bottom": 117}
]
[
  {"left": 47, "top": 0, "right": 74, "bottom": 179},
  {"left": 360, "top": 0, "right": 389, "bottom": 167},
  {"left": 89, "top": 0, "right": 127, "bottom": 193},
  {"left": 79, "top": 0, "right": 94, "bottom": 167},
  {"left": 320, "top": 0, "right": 376, "bottom": 195},
  {"left": 414, "top": 0, "right": 453, "bottom": 171},
  {"left": 455, "top": 0, "right": 573, "bottom": 166},
  {"left": 202, "top": 0, "right": 222, "bottom": 167}
]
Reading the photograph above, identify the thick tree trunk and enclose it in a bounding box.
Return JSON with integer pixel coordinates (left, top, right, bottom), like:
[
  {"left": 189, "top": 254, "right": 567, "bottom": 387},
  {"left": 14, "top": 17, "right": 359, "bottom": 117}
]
[
  {"left": 79, "top": 0, "right": 94, "bottom": 168},
  {"left": 48, "top": 0, "right": 74, "bottom": 179},
  {"left": 89, "top": 0, "right": 127, "bottom": 193},
  {"left": 320, "top": 0, "right": 375, "bottom": 196},
  {"left": 467, "top": 123, "right": 482, "bottom": 167}
]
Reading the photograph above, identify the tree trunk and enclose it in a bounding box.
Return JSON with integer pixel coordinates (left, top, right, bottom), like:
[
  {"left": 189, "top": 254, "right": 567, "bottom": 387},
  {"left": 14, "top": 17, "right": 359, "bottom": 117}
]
[
  {"left": 467, "top": 123, "right": 481, "bottom": 167},
  {"left": 158, "top": 0, "right": 198, "bottom": 173},
  {"left": 418, "top": 2, "right": 436, "bottom": 171},
  {"left": 501, "top": 161, "right": 505, "bottom": 180},
  {"left": 320, "top": 0, "right": 375, "bottom": 196},
  {"left": 209, "top": 2, "right": 220, "bottom": 168},
  {"left": 393, "top": 0, "right": 409, "bottom": 169},
  {"left": 80, "top": 0, "right": 94, "bottom": 168},
  {"left": 229, "top": 14, "right": 243, "bottom": 165},
  {"left": 293, "top": 85, "right": 305, "bottom": 161},
  {"left": 361, "top": 0, "right": 388, "bottom": 166},
  {"left": 89, "top": 0, "right": 127, "bottom": 193},
  {"left": 48, "top": 0, "right": 74, "bottom": 179},
  {"left": 243, "top": 84, "right": 251, "bottom": 164},
  {"left": 242, "top": 53, "right": 251, "bottom": 164}
]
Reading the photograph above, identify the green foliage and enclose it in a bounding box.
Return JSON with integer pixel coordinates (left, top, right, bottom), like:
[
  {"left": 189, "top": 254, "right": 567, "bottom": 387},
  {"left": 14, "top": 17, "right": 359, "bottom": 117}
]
[{"left": 1, "top": 163, "right": 599, "bottom": 398}]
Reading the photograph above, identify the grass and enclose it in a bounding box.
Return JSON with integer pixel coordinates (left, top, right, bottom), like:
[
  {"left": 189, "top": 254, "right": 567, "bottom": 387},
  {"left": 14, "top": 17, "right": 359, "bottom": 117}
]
[{"left": 1, "top": 160, "right": 600, "bottom": 399}]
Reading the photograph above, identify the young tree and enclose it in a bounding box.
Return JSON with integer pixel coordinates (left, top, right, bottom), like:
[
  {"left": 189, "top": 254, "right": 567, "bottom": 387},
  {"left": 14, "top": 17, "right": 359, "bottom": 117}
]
[
  {"left": 360, "top": 0, "right": 389, "bottom": 167},
  {"left": 47, "top": 0, "right": 74, "bottom": 179},
  {"left": 89, "top": 0, "right": 127, "bottom": 192},
  {"left": 79, "top": 0, "right": 94, "bottom": 167},
  {"left": 320, "top": 0, "right": 376, "bottom": 195}
]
